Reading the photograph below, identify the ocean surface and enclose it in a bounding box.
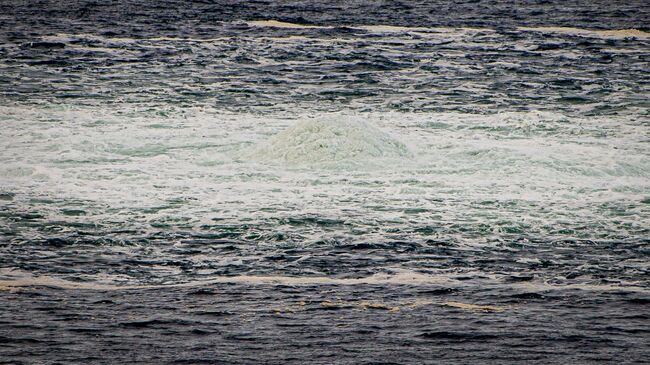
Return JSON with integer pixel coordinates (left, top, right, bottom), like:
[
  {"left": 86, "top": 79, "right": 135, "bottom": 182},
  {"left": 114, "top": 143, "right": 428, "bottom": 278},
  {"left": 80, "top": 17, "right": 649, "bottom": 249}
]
[{"left": 1, "top": 1, "right": 649, "bottom": 363}]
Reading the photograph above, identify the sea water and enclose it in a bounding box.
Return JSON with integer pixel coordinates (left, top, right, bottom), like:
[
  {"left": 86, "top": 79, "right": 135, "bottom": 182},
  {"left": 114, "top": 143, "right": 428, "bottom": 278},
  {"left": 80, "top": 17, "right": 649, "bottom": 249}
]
[{"left": 1, "top": 1, "right": 649, "bottom": 363}]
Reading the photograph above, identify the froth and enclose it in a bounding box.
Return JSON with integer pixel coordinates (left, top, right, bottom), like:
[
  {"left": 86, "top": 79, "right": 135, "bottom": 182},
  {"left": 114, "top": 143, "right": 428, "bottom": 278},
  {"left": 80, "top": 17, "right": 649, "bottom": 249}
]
[
  {"left": 519, "top": 27, "right": 650, "bottom": 39},
  {"left": 247, "top": 117, "right": 412, "bottom": 168}
]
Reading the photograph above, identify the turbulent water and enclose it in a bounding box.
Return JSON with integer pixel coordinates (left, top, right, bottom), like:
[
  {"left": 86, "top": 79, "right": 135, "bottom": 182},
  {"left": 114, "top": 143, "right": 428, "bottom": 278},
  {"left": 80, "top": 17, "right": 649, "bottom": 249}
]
[{"left": 1, "top": 1, "right": 649, "bottom": 363}]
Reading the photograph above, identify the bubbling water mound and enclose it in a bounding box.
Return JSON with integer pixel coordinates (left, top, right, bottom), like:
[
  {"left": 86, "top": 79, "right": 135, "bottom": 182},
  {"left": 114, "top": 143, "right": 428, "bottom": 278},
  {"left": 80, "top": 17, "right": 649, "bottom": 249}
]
[{"left": 251, "top": 118, "right": 412, "bottom": 167}]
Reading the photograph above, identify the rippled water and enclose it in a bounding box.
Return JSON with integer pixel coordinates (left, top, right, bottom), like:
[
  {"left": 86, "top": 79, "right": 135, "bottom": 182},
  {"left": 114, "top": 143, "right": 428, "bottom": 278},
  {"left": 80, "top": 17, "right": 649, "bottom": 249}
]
[{"left": 1, "top": 1, "right": 649, "bottom": 363}]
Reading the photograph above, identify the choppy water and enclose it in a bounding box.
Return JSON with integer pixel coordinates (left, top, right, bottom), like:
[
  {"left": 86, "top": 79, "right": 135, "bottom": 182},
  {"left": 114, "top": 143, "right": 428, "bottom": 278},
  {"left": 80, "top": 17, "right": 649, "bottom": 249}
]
[{"left": 1, "top": 1, "right": 649, "bottom": 363}]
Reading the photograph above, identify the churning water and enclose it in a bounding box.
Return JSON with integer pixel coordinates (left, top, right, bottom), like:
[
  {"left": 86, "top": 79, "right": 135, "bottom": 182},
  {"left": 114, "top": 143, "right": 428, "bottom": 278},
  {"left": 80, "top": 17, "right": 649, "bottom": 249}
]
[{"left": 1, "top": 1, "right": 649, "bottom": 363}]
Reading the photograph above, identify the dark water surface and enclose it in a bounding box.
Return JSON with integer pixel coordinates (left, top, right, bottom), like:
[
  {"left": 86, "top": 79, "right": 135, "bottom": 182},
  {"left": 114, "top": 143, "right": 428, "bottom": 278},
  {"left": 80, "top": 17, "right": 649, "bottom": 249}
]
[
  {"left": 2, "top": 284, "right": 650, "bottom": 364},
  {"left": 1, "top": 0, "right": 649, "bottom": 363}
]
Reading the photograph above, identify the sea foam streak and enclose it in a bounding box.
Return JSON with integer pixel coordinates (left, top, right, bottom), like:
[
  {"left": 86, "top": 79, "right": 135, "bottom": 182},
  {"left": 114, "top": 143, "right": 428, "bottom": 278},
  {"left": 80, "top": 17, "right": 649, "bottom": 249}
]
[
  {"left": 246, "top": 20, "right": 648, "bottom": 40},
  {"left": 2, "top": 267, "right": 649, "bottom": 294},
  {"left": 519, "top": 26, "right": 650, "bottom": 39},
  {"left": 245, "top": 20, "right": 492, "bottom": 35}
]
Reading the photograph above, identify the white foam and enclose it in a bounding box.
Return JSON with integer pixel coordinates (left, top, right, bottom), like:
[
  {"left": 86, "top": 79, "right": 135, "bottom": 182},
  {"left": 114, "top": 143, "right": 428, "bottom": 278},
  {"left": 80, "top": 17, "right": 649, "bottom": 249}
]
[
  {"left": 2, "top": 268, "right": 649, "bottom": 294},
  {"left": 245, "top": 20, "right": 492, "bottom": 37},
  {"left": 519, "top": 27, "right": 650, "bottom": 39},
  {"left": 246, "top": 20, "right": 328, "bottom": 29},
  {"left": 246, "top": 116, "right": 412, "bottom": 167},
  {"left": 0, "top": 106, "right": 647, "bottom": 244}
]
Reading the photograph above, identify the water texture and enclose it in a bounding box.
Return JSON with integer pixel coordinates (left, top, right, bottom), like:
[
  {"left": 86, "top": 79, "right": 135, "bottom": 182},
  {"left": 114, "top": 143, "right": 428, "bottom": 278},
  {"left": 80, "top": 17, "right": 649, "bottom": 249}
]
[{"left": 0, "top": 1, "right": 649, "bottom": 363}]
